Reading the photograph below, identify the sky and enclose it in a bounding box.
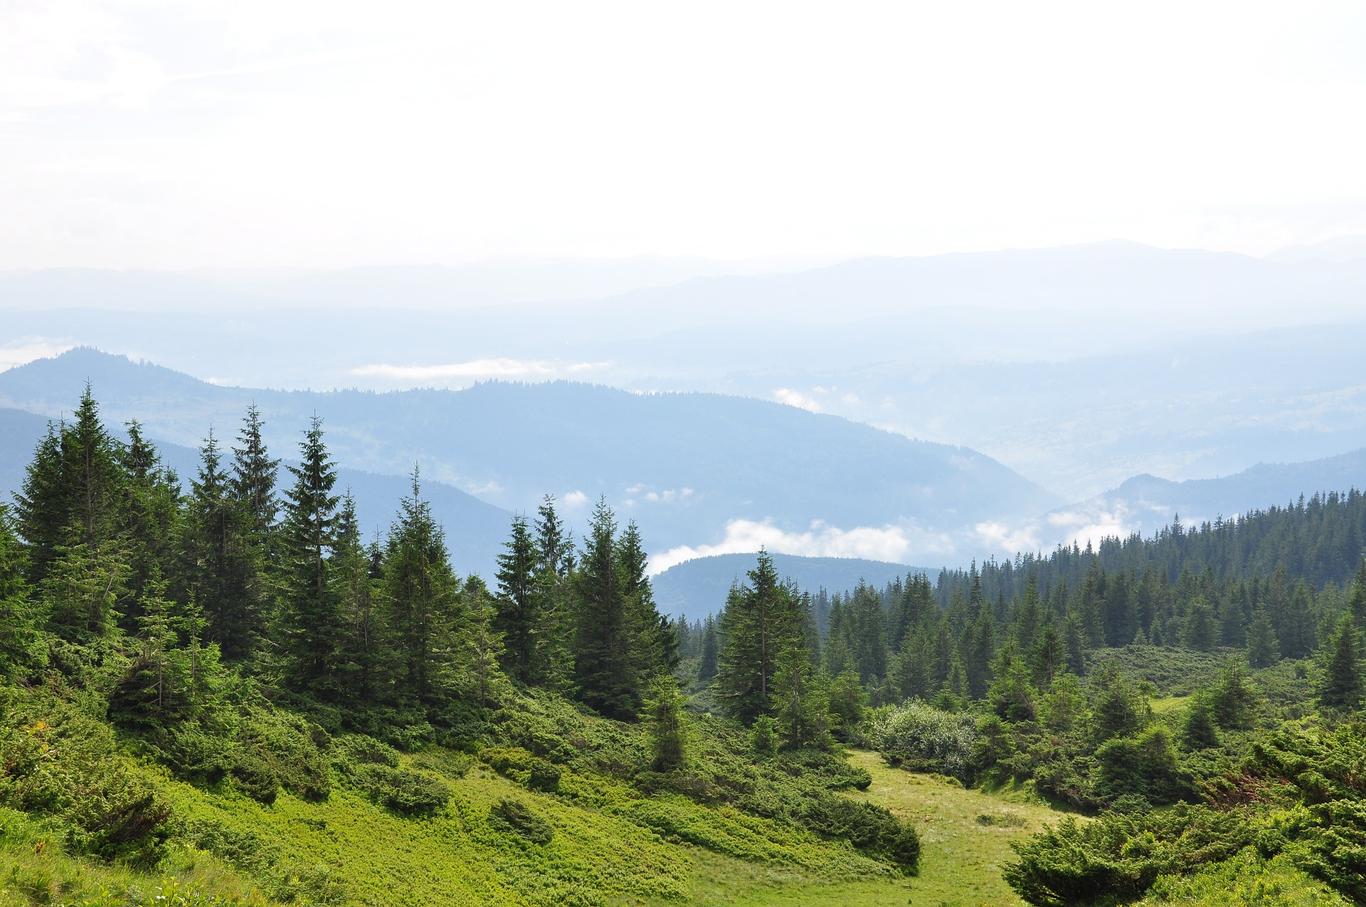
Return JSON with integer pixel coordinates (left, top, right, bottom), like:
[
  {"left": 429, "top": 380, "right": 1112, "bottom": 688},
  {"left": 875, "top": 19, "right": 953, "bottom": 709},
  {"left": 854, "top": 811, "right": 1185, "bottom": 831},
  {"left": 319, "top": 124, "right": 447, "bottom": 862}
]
[{"left": 4, "top": 0, "right": 1366, "bottom": 270}]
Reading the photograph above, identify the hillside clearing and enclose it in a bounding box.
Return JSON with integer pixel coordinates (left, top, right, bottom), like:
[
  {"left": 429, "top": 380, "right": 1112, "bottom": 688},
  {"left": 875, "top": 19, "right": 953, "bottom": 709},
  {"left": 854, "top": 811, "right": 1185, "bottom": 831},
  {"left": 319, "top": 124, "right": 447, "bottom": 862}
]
[{"left": 844, "top": 749, "right": 1073, "bottom": 907}]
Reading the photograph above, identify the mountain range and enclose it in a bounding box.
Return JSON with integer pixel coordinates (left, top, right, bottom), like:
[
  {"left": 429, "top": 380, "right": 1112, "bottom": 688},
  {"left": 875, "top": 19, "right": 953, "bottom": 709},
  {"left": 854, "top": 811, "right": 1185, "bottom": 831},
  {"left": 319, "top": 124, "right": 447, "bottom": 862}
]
[{"left": 0, "top": 348, "right": 1059, "bottom": 568}]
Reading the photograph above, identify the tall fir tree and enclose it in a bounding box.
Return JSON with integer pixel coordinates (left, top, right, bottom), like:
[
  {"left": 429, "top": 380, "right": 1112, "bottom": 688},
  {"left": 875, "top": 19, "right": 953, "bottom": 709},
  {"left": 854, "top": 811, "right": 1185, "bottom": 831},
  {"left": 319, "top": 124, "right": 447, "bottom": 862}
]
[
  {"left": 572, "top": 499, "right": 638, "bottom": 719},
  {"left": 494, "top": 514, "right": 538, "bottom": 684},
  {"left": 383, "top": 469, "right": 464, "bottom": 705},
  {"left": 698, "top": 615, "right": 719, "bottom": 681},
  {"left": 716, "top": 550, "right": 804, "bottom": 724},
  {"left": 277, "top": 417, "right": 344, "bottom": 697},
  {"left": 230, "top": 404, "right": 280, "bottom": 542},
  {"left": 1319, "top": 615, "right": 1363, "bottom": 711},
  {"left": 333, "top": 492, "right": 384, "bottom": 703}
]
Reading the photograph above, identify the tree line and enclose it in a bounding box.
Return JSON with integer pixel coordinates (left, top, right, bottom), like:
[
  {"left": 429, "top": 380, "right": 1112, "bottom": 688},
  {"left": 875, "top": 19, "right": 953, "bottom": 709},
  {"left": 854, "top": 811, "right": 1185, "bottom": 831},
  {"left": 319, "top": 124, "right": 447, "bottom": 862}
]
[{"left": 0, "top": 388, "right": 677, "bottom": 731}]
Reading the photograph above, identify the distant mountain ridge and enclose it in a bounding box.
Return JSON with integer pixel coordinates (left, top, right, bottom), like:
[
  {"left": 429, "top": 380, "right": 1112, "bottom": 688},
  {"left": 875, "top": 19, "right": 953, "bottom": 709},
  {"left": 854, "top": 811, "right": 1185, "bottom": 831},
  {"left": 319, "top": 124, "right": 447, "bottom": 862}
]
[
  {"left": 1046, "top": 448, "right": 1366, "bottom": 547},
  {"left": 653, "top": 553, "right": 929, "bottom": 621},
  {"left": 0, "top": 349, "right": 1060, "bottom": 564}
]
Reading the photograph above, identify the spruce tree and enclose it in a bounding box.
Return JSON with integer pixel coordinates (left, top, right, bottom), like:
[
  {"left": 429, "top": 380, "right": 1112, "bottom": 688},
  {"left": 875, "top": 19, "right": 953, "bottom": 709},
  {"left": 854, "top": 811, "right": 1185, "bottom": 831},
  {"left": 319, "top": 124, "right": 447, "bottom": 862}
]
[
  {"left": 383, "top": 469, "right": 463, "bottom": 705},
  {"left": 716, "top": 550, "right": 803, "bottom": 724},
  {"left": 278, "top": 417, "right": 344, "bottom": 697},
  {"left": 1319, "top": 615, "right": 1363, "bottom": 711},
  {"left": 697, "top": 615, "right": 719, "bottom": 681},
  {"left": 494, "top": 515, "right": 538, "bottom": 683},
  {"left": 119, "top": 421, "right": 181, "bottom": 616},
  {"left": 184, "top": 431, "right": 265, "bottom": 661},
  {"left": 645, "top": 675, "right": 687, "bottom": 770},
  {"left": 1246, "top": 608, "right": 1280, "bottom": 668},
  {"left": 0, "top": 506, "right": 40, "bottom": 679},
  {"left": 572, "top": 499, "right": 637, "bottom": 719},
  {"left": 59, "top": 385, "right": 125, "bottom": 549},
  {"left": 617, "top": 520, "right": 676, "bottom": 678},
  {"left": 333, "top": 493, "right": 383, "bottom": 703},
  {"left": 13, "top": 423, "right": 66, "bottom": 582},
  {"left": 230, "top": 404, "right": 280, "bottom": 542}
]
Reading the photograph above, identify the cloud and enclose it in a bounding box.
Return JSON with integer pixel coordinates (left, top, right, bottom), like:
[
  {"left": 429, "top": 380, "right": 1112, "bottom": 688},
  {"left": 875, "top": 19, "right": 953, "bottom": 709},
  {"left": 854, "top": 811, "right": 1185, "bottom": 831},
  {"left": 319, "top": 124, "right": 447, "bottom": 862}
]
[
  {"left": 561, "top": 490, "right": 589, "bottom": 511},
  {"left": 650, "top": 518, "right": 923, "bottom": 574},
  {"left": 0, "top": 338, "right": 74, "bottom": 371},
  {"left": 772, "top": 388, "right": 824, "bottom": 412},
  {"left": 351, "top": 358, "right": 609, "bottom": 383}
]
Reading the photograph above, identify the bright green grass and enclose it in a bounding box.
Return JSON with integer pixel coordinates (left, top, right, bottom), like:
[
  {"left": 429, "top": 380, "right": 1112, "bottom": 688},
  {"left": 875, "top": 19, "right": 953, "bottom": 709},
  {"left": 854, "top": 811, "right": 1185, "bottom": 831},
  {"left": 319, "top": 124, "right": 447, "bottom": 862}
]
[
  {"left": 0, "top": 807, "right": 269, "bottom": 907},
  {"left": 1150, "top": 695, "right": 1192, "bottom": 715},
  {"left": 155, "top": 749, "right": 896, "bottom": 907},
  {"left": 844, "top": 748, "right": 1074, "bottom": 907}
]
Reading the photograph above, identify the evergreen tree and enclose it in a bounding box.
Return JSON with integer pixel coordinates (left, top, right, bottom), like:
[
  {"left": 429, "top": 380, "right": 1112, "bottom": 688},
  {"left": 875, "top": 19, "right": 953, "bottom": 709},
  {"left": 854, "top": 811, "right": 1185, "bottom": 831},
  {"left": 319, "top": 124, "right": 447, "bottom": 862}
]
[
  {"left": 617, "top": 521, "right": 677, "bottom": 678},
  {"left": 529, "top": 496, "right": 575, "bottom": 690},
  {"left": 58, "top": 385, "right": 126, "bottom": 550},
  {"left": 1246, "top": 608, "right": 1280, "bottom": 668},
  {"left": 697, "top": 615, "right": 719, "bottom": 682},
  {"left": 1210, "top": 659, "right": 1256, "bottom": 729},
  {"left": 0, "top": 507, "right": 40, "bottom": 679},
  {"left": 333, "top": 493, "right": 383, "bottom": 703},
  {"left": 1182, "top": 598, "right": 1216, "bottom": 651},
  {"left": 13, "top": 423, "right": 67, "bottom": 582},
  {"left": 277, "top": 417, "right": 344, "bottom": 697},
  {"left": 119, "top": 421, "right": 181, "bottom": 617},
  {"left": 494, "top": 515, "right": 538, "bottom": 683},
  {"left": 1030, "top": 619, "right": 1066, "bottom": 685},
  {"left": 716, "top": 550, "right": 803, "bottom": 724},
  {"left": 645, "top": 675, "right": 687, "bottom": 771},
  {"left": 183, "top": 431, "right": 265, "bottom": 662},
  {"left": 383, "top": 469, "right": 463, "bottom": 705},
  {"left": 1182, "top": 694, "right": 1220, "bottom": 750},
  {"left": 1319, "top": 615, "right": 1363, "bottom": 711},
  {"left": 229, "top": 404, "right": 280, "bottom": 542},
  {"left": 572, "top": 499, "right": 638, "bottom": 719},
  {"left": 771, "top": 647, "right": 830, "bottom": 750}
]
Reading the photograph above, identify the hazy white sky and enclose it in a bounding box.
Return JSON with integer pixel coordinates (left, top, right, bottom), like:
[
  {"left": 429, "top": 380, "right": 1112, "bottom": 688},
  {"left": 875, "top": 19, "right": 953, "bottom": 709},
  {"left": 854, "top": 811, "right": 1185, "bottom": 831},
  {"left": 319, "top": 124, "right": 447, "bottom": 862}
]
[{"left": 4, "top": 0, "right": 1366, "bottom": 268}]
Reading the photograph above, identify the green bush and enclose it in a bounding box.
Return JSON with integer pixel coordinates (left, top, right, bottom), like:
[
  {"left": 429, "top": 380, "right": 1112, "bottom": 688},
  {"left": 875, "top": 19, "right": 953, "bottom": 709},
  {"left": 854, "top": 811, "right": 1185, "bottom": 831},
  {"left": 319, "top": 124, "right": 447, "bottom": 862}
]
[
  {"left": 865, "top": 700, "right": 978, "bottom": 781},
  {"left": 352, "top": 764, "right": 450, "bottom": 816},
  {"left": 489, "top": 797, "right": 553, "bottom": 845},
  {"left": 1005, "top": 805, "right": 1254, "bottom": 906},
  {"left": 800, "top": 793, "right": 919, "bottom": 873}
]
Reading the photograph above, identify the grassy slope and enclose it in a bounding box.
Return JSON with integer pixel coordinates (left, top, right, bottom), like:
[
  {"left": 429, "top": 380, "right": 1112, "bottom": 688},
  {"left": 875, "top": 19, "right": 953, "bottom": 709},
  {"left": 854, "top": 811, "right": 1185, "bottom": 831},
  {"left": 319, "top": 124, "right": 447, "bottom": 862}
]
[{"left": 844, "top": 749, "right": 1072, "bottom": 907}]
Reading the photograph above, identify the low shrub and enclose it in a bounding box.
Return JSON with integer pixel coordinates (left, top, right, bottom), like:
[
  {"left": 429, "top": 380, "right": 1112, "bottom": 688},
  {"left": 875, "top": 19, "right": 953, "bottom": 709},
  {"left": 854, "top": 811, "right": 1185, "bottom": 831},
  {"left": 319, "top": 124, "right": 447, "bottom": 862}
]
[
  {"left": 352, "top": 764, "right": 450, "bottom": 816},
  {"left": 489, "top": 797, "right": 553, "bottom": 845}
]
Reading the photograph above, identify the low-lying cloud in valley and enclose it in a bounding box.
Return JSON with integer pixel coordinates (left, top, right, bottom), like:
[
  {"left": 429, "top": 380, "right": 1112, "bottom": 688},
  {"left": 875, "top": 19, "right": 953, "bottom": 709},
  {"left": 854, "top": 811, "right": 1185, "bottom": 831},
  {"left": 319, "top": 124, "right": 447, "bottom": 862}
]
[
  {"left": 352, "top": 358, "right": 609, "bottom": 385},
  {"left": 649, "top": 518, "right": 954, "bottom": 574}
]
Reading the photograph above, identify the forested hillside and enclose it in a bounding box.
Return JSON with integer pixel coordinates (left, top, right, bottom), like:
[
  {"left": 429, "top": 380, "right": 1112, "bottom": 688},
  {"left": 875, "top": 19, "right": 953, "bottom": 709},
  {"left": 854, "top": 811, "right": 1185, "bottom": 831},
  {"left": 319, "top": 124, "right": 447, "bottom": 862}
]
[
  {"left": 0, "top": 390, "right": 922, "bottom": 906},
  {"left": 4, "top": 387, "right": 1366, "bottom": 906}
]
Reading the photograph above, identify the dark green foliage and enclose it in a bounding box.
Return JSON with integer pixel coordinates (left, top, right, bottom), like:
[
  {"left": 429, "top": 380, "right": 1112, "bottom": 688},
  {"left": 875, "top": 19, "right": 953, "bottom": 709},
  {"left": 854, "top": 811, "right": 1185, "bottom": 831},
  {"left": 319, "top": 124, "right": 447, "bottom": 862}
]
[
  {"left": 1094, "top": 726, "right": 1193, "bottom": 805},
  {"left": 277, "top": 417, "right": 344, "bottom": 698},
  {"left": 1182, "top": 694, "right": 1219, "bottom": 750},
  {"left": 750, "top": 715, "right": 777, "bottom": 755},
  {"left": 489, "top": 797, "right": 554, "bottom": 845},
  {"left": 0, "top": 690, "right": 173, "bottom": 867},
  {"left": 352, "top": 764, "right": 450, "bottom": 816},
  {"left": 1247, "top": 607, "right": 1280, "bottom": 667},
  {"left": 1318, "top": 614, "right": 1362, "bottom": 710},
  {"left": 494, "top": 514, "right": 538, "bottom": 683},
  {"left": 182, "top": 431, "right": 265, "bottom": 662},
  {"left": 645, "top": 675, "right": 687, "bottom": 771},
  {"left": 382, "top": 470, "right": 465, "bottom": 706},
  {"left": 827, "top": 669, "right": 866, "bottom": 738},
  {"left": 697, "top": 614, "right": 718, "bottom": 681},
  {"left": 1004, "top": 806, "right": 1254, "bottom": 906},
  {"left": 716, "top": 550, "right": 806, "bottom": 725},
  {"left": 572, "top": 500, "right": 638, "bottom": 719},
  {"left": 1210, "top": 658, "right": 1257, "bottom": 729},
  {"left": 799, "top": 794, "right": 919, "bottom": 873}
]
